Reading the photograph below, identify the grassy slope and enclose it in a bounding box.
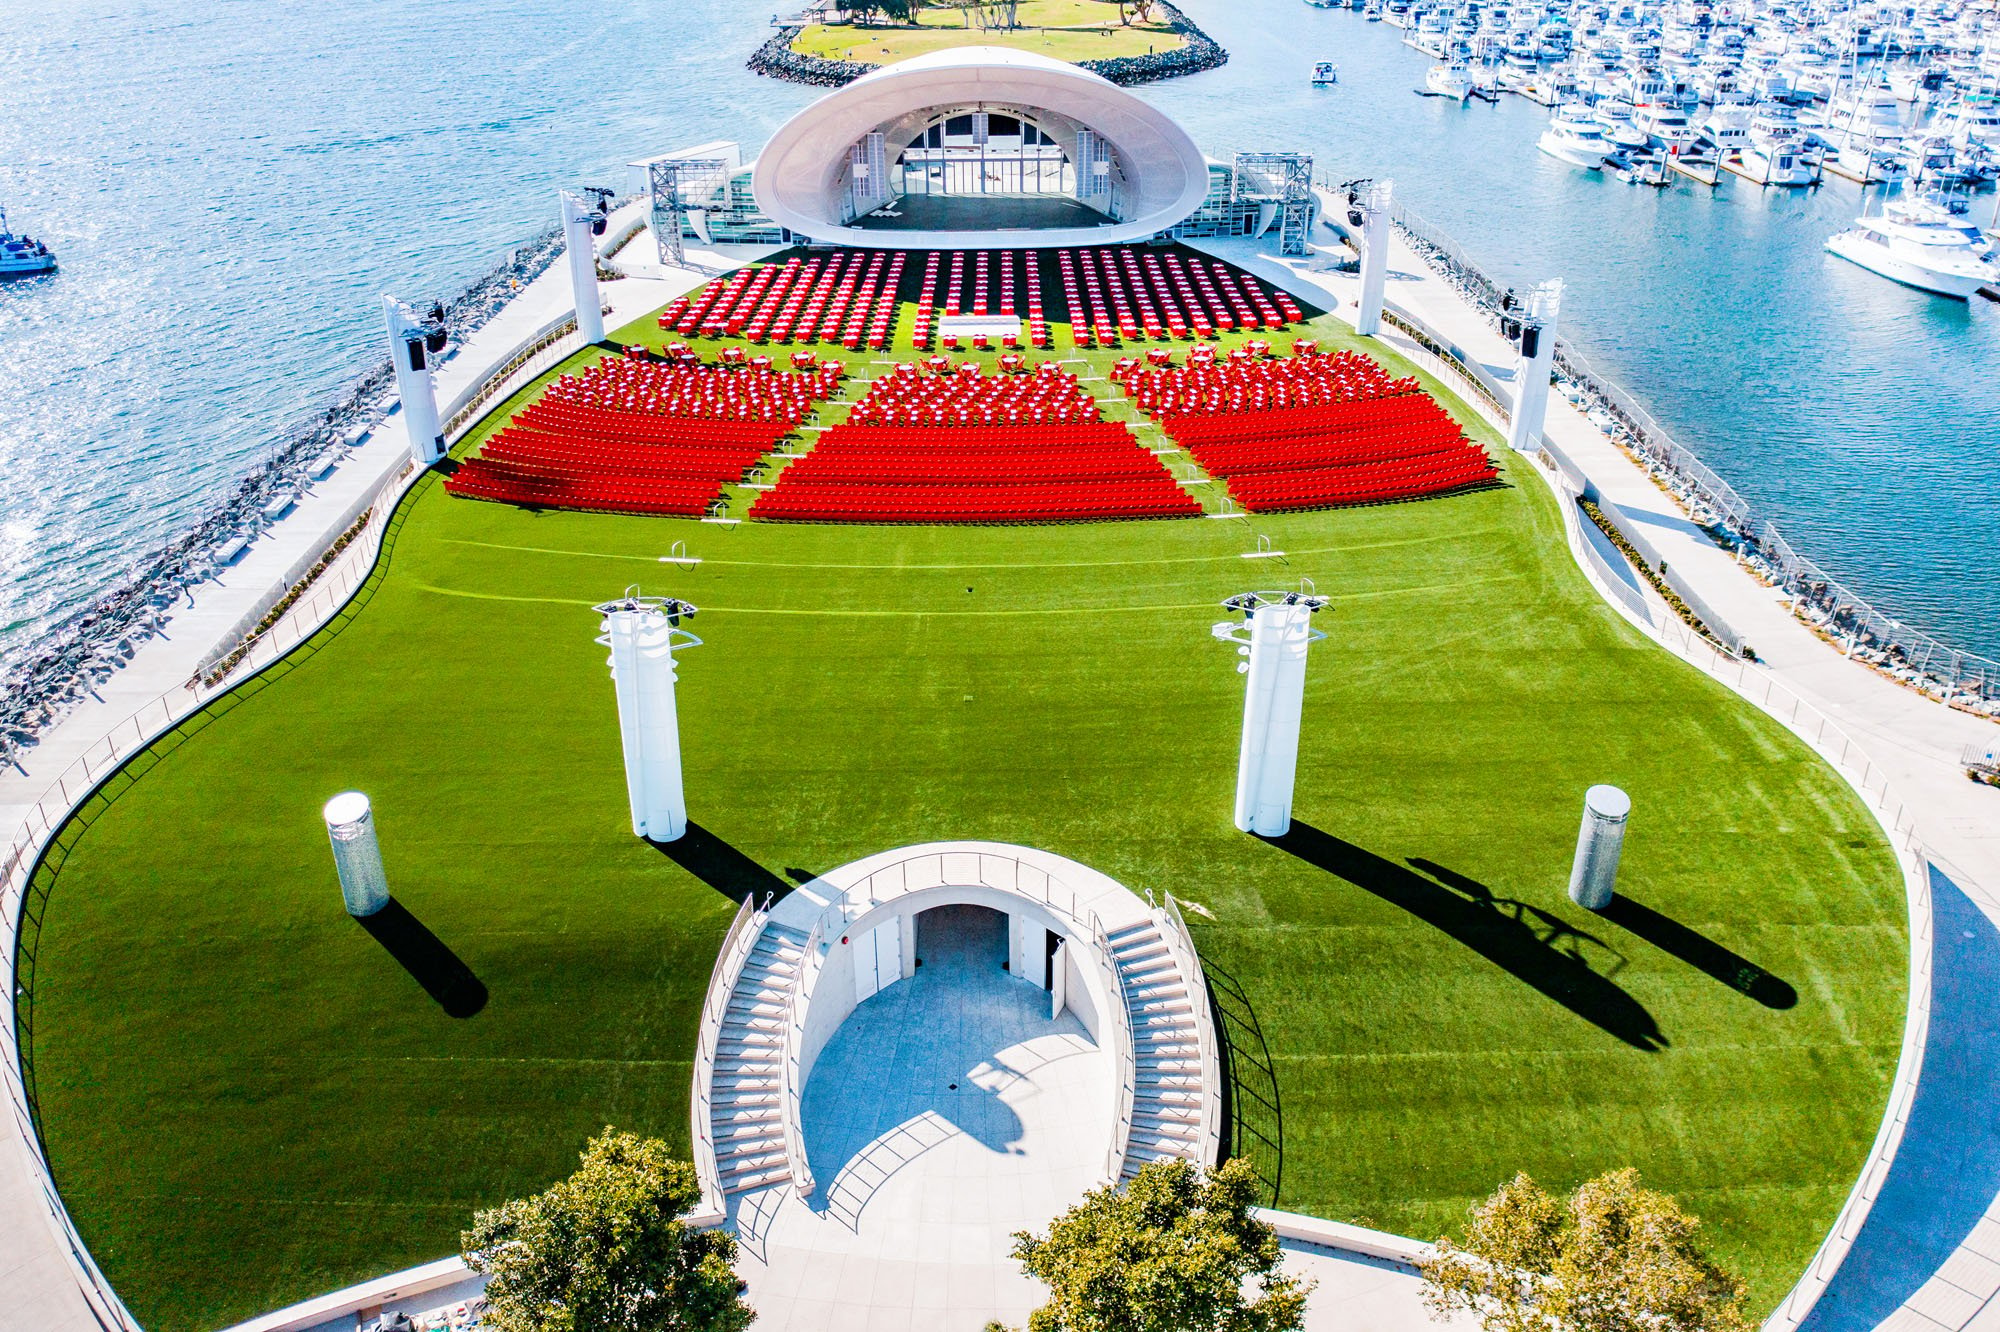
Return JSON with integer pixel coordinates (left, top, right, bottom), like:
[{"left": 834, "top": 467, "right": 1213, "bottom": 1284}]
[
  {"left": 794, "top": 1, "right": 1182, "bottom": 64},
  {"left": 21, "top": 308, "right": 1905, "bottom": 1331}
]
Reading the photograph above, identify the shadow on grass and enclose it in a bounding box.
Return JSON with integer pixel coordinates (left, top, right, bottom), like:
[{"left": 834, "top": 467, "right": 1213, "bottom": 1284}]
[
  {"left": 1204, "top": 959, "right": 1284, "bottom": 1205},
  {"left": 1262, "top": 824, "right": 1666, "bottom": 1052},
  {"left": 649, "top": 821, "right": 794, "bottom": 906},
  {"left": 357, "top": 899, "right": 488, "bottom": 1019},
  {"left": 1596, "top": 896, "right": 1798, "bottom": 1009}
]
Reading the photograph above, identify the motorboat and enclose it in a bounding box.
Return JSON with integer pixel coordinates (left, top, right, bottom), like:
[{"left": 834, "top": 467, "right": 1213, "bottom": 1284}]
[
  {"left": 0, "top": 209, "right": 55, "bottom": 277},
  {"left": 1824, "top": 198, "right": 2000, "bottom": 298},
  {"left": 1538, "top": 105, "right": 1615, "bottom": 167},
  {"left": 1701, "top": 105, "right": 1753, "bottom": 155},
  {"left": 1636, "top": 103, "right": 1702, "bottom": 150},
  {"left": 1313, "top": 61, "right": 1340, "bottom": 85},
  {"left": 1594, "top": 99, "right": 1652, "bottom": 148},
  {"left": 1425, "top": 61, "right": 1476, "bottom": 98}
]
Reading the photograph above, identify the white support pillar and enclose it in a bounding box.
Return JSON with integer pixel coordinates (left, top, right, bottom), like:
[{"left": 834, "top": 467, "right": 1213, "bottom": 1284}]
[
  {"left": 323, "top": 792, "right": 390, "bottom": 917},
  {"left": 1355, "top": 179, "right": 1394, "bottom": 338},
  {"left": 595, "top": 594, "right": 702, "bottom": 842},
  {"left": 560, "top": 190, "right": 606, "bottom": 346},
  {"left": 382, "top": 295, "right": 446, "bottom": 468},
  {"left": 1506, "top": 278, "right": 1563, "bottom": 454},
  {"left": 1213, "top": 592, "right": 1330, "bottom": 837},
  {"left": 1568, "top": 784, "right": 1631, "bottom": 910}
]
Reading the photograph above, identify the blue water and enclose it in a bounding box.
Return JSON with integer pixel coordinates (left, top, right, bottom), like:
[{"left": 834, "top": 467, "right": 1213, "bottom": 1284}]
[{"left": 1, "top": 0, "right": 1996, "bottom": 677}]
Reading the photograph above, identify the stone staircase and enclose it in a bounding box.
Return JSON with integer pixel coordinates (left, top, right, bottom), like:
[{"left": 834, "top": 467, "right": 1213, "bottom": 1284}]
[
  {"left": 710, "top": 921, "right": 809, "bottom": 1195},
  {"left": 1107, "top": 917, "right": 1209, "bottom": 1181}
]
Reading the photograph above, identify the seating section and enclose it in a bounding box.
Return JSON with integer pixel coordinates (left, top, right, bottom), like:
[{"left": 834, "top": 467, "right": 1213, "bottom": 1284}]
[
  {"left": 1114, "top": 346, "right": 1498, "bottom": 513},
  {"left": 656, "top": 251, "right": 908, "bottom": 350},
  {"left": 1059, "top": 248, "right": 1305, "bottom": 348},
  {"left": 751, "top": 363, "right": 1200, "bottom": 525},
  {"left": 912, "top": 250, "right": 1051, "bottom": 352},
  {"left": 445, "top": 354, "right": 841, "bottom": 517}
]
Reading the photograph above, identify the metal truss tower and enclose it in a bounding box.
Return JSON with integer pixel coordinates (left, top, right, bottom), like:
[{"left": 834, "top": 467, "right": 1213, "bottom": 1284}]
[{"left": 1232, "top": 152, "right": 1315, "bottom": 257}]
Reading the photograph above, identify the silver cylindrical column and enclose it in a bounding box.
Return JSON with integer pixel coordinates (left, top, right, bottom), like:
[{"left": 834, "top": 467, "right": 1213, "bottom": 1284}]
[
  {"left": 324, "top": 791, "right": 390, "bottom": 917},
  {"left": 1567, "top": 784, "right": 1631, "bottom": 910}
]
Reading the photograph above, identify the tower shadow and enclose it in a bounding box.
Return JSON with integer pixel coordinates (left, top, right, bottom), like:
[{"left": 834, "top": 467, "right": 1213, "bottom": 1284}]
[
  {"left": 1595, "top": 896, "right": 1798, "bottom": 1009},
  {"left": 649, "top": 821, "right": 795, "bottom": 906},
  {"left": 356, "top": 898, "right": 487, "bottom": 1018},
  {"left": 1261, "top": 823, "right": 1666, "bottom": 1051}
]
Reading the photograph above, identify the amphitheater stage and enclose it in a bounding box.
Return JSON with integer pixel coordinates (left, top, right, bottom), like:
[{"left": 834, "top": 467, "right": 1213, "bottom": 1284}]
[{"left": 847, "top": 194, "right": 1118, "bottom": 234}]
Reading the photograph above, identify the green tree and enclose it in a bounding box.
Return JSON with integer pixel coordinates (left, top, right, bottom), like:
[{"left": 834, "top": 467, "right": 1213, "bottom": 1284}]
[
  {"left": 1421, "top": 1170, "right": 1749, "bottom": 1332},
  {"left": 463, "top": 1127, "right": 755, "bottom": 1332},
  {"left": 1010, "top": 1157, "right": 1311, "bottom": 1332}
]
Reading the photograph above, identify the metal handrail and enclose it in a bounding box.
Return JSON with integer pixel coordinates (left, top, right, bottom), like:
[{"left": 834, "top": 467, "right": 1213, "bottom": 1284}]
[
  {"left": 690, "top": 893, "right": 767, "bottom": 1219},
  {"left": 1160, "top": 892, "right": 1224, "bottom": 1169},
  {"left": 783, "top": 916, "right": 822, "bottom": 1198},
  {"left": 1093, "top": 910, "right": 1139, "bottom": 1187}
]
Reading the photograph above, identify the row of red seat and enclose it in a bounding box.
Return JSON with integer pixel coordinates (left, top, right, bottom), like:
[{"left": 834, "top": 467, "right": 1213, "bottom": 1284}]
[
  {"left": 911, "top": 249, "right": 1052, "bottom": 351},
  {"left": 507, "top": 411, "right": 797, "bottom": 447},
  {"left": 749, "top": 480, "right": 1200, "bottom": 525},
  {"left": 844, "top": 363, "right": 1098, "bottom": 427},
  {"left": 1224, "top": 455, "right": 1498, "bottom": 512},
  {"left": 540, "top": 360, "right": 838, "bottom": 424},
  {"left": 1158, "top": 397, "right": 1455, "bottom": 448},
  {"left": 444, "top": 463, "right": 726, "bottom": 517},
  {"left": 478, "top": 437, "right": 767, "bottom": 481},
  {"left": 809, "top": 422, "right": 1137, "bottom": 452},
  {"left": 774, "top": 451, "right": 1173, "bottom": 485},
  {"left": 1186, "top": 431, "right": 1470, "bottom": 477}
]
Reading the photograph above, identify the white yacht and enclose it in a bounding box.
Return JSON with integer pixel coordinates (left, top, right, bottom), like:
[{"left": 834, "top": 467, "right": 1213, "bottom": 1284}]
[
  {"left": 1313, "top": 61, "right": 1340, "bottom": 85},
  {"left": 1636, "top": 103, "right": 1702, "bottom": 150},
  {"left": 1594, "top": 98, "right": 1652, "bottom": 147},
  {"left": 0, "top": 209, "right": 55, "bottom": 277},
  {"left": 1825, "top": 199, "right": 2000, "bottom": 298},
  {"left": 1425, "top": 61, "right": 1476, "bottom": 98},
  {"left": 1701, "top": 104, "right": 1754, "bottom": 155},
  {"left": 1538, "top": 105, "right": 1615, "bottom": 167}
]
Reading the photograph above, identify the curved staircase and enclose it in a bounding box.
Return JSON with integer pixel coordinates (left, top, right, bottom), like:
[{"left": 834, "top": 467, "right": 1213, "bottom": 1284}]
[
  {"left": 1107, "top": 917, "right": 1213, "bottom": 1180},
  {"left": 710, "top": 921, "right": 809, "bottom": 1195}
]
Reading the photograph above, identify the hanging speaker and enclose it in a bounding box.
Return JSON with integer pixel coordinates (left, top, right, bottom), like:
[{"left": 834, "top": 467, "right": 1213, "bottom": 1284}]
[
  {"left": 404, "top": 337, "right": 425, "bottom": 371},
  {"left": 591, "top": 215, "right": 607, "bottom": 236},
  {"left": 424, "top": 326, "right": 448, "bottom": 354},
  {"left": 1521, "top": 325, "right": 1541, "bottom": 359},
  {"left": 1500, "top": 315, "right": 1522, "bottom": 343},
  {"left": 1347, "top": 208, "right": 1365, "bottom": 228}
]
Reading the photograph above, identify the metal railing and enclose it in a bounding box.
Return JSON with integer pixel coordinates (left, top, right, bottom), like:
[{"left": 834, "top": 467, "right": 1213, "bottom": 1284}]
[
  {"left": 1093, "top": 911, "right": 1139, "bottom": 1188},
  {"left": 0, "top": 286, "right": 603, "bottom": 1331},
  {"left": 783, "top": 916, "right": 822, "bottom": 1199},
  {"left": 1160, "top": 893, "right": 1224, "bottom": 1169},
  {"left": 690, "top": 893, "right": 768, "bottom": 1222},
  {"left": 1389, "top": 203, "right": 2000, "bottom": 710}
]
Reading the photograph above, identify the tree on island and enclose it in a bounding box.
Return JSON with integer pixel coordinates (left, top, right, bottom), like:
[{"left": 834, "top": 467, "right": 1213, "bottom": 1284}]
[
  {"left": 1009, "top": 1157, "right": 1312, "bottom": 1332},
  {"left": 1421, "top": 1169, "right": 1750, "bottom": 1332},
  {"left": 462, "top": 1127, "right": 755, "bottom": 1332}
]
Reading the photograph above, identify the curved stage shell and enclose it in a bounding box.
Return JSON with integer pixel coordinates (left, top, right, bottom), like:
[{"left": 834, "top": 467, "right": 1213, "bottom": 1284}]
[{"left": 750, "top": 46, "right": 1212, "bottom": 249}]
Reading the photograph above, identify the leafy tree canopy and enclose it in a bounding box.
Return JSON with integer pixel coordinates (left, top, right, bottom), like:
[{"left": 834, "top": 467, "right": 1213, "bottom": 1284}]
[
  {"left": 463, "top": 1127, "right": 755, "bottom": 1332},
  {"left": 1010, "top": 1157, "right": 1311, "bottom": 1332},
  {"left": 1421, "top": 1169, "right": 1750, "bottom": 1332}
]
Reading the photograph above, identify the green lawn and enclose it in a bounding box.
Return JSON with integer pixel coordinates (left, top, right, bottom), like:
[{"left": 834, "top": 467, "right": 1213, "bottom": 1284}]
[
  {"left": 793, "top": 1, "right": 1182, "bottom": 65},
  {"left": 19, "top": 303, "right": 1905, "bottom": 1331}
]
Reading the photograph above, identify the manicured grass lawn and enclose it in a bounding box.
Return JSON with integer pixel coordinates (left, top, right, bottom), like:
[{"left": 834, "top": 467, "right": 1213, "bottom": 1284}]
[
  {"left": 20, "top": 305, "right": 1904, "bottom": 1331},
  {"left": 794, "top": 1, "right": 1182, "bottom": 65}
]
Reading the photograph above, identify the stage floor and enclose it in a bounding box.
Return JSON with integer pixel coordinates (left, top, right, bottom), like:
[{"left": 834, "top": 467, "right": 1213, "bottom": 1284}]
[{"left": 849, "top": 194, "right": 1118, "bottom": 233}]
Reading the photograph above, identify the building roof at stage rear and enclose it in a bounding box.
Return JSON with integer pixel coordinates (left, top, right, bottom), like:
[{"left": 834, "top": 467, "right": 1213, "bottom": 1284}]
[{"left": 750, "top": 45, "right": 1212, "bottom": 251}]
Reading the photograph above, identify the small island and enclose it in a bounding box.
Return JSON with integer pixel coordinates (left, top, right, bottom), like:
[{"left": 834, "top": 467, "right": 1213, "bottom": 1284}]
[{"left": 751, "top": 0, "right": 1228, "bottom": 87}]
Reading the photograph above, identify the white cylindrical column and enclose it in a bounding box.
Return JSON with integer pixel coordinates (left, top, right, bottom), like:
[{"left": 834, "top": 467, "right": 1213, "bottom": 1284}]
[
  {"left": 1506, "top": 279, "right": 1563, "bottom": 454},
  {"left": 382, "top": 295, "right": 445, "bottom": 468},
  {"left": 560, "top": 191, "right": 606, "bottom": 346},
  {"left": 1567, "top": 784, "right": 1631, "bottom": 910},
  {"left": 324, "top": 791, "right": 390, "bottom": 917},
  {"left": 1355, "top": 179, "right": 1394, "bottom": 338},
  {"left": 1233, "top": 600, "right": 1321, "bottom": 837},
  {"left": 600, "top": 602, "right": 697, "bottom": 841}
]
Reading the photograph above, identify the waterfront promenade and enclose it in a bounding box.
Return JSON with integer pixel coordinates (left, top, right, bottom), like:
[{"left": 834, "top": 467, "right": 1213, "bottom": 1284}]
[{"left": 0, "top": 211, "right": 770, "bottom": 1332}]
